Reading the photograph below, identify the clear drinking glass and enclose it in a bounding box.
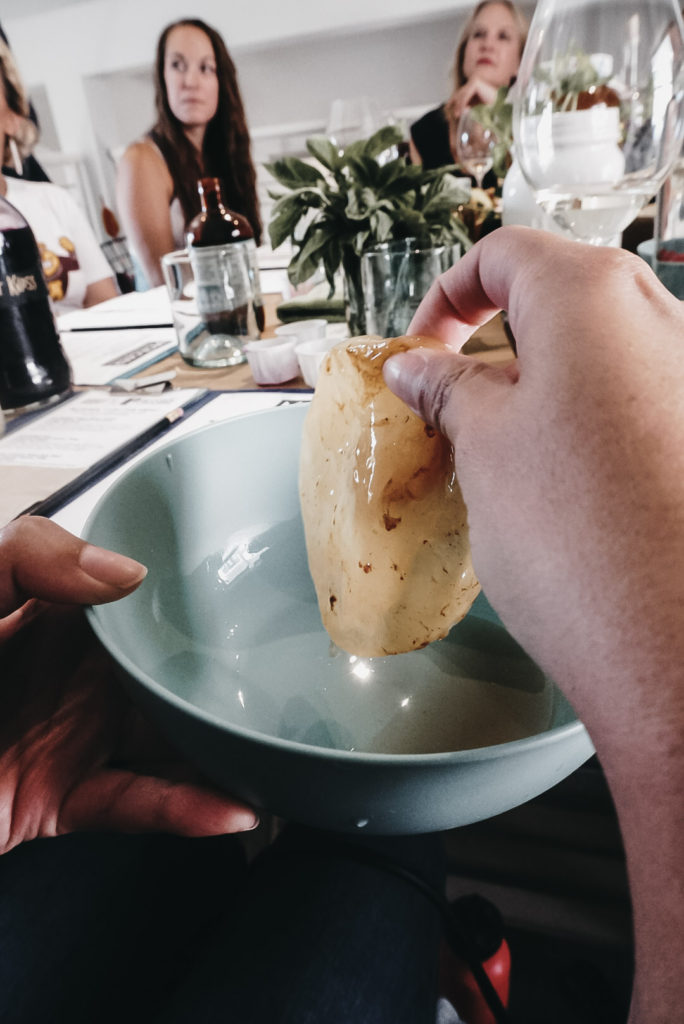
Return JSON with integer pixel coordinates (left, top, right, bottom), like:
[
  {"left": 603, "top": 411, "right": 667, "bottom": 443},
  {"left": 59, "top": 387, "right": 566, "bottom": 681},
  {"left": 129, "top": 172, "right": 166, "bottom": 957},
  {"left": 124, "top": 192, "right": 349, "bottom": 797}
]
[
  {"left": 455, "top": 109, "right": 497, "bottom": 188},
  {"left": 655, "top": 139, "right": 684, "bottom": 242},
  {"left": 512, "top": 0, "right": 684, "bottom": 245},
  {"left": 326, "top": 97, "right": 386, "bottom": 153},
  {"left": 162, "top": 247, "right": 261, "bottom": 368},
  {"left": 638, "top": 139, "right": 684, "bottom": 298}
]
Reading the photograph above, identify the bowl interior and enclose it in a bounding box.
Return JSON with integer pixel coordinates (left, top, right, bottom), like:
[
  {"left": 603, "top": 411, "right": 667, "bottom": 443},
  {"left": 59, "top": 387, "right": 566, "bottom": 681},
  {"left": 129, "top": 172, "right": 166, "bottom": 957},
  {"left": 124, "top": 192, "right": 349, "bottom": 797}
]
[{"left": 85, "top": 405, "right": 580, "bottom": 758}]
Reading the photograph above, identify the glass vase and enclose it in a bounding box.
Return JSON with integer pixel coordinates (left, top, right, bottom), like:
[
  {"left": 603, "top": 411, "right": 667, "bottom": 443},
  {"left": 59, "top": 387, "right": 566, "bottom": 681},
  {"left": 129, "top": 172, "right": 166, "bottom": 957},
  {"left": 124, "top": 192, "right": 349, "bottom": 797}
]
[
  {"left": 342, "top": 249, "right": 366, "bottom": 336},
  {"left": 360, "top": 239, "right": 461, "bottom": 338}
]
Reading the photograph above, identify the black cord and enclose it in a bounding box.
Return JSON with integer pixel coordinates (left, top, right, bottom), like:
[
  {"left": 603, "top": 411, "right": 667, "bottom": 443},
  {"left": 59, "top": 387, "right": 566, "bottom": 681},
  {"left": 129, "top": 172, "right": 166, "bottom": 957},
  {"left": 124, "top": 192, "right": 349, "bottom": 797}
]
[{"left": 277, "top": 841, "right": 515, "bottom": 1024}]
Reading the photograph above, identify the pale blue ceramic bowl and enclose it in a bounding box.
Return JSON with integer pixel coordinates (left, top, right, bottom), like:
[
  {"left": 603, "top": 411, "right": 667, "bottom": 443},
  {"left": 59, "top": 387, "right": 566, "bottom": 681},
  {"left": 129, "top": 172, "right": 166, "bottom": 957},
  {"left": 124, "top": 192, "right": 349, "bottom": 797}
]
[{"left": 84, "top": 405, "right": 593, "bottom": 834}]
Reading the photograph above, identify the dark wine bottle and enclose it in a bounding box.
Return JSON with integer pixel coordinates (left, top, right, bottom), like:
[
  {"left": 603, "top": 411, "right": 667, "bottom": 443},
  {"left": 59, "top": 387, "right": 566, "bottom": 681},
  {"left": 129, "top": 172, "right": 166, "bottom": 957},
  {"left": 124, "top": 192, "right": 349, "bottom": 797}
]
[
  {"left": 187, "top": 177, "right": 264, "bottom": 337},
  {"left": 186, "top": 176, "right": 254, "bottom": 247},
  {"left": 0, "top": 194, "right": 71, "bottom": 410}
]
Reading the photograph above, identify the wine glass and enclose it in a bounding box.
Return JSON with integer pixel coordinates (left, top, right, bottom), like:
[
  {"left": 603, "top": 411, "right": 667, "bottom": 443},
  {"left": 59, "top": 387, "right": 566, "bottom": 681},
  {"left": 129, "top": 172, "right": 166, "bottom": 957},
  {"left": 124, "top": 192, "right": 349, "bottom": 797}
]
[
  {"left": 326, "top": 97, "right": 396, "bottom": 156},
  {"left": 455, "top": 108, "right": 498, "bottom": 188},
  {"left": 512, "top": 0, "right": 684, "bottom": 246}
]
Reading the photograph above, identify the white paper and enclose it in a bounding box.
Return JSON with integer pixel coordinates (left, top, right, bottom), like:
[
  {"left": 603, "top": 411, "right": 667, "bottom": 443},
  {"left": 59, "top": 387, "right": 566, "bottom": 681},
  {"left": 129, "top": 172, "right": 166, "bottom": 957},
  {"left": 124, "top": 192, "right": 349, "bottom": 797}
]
[
  {"left": 57, "top": 285, "right": 173, "bottom": 331},
  {"left": 51, "top": 391, "right": 311, "bottom": 535},
  {"left": 60, "top": 327, "right": 178, "bottom": 385},
  {"left": 193, "top": 391, "right": 310, "bottom": 423},
  {"left": 259, "top": 267, "right": 291, "bottom": 297},
  {"left": 0, "top": 388, "right": 205, "bottom": 469}
]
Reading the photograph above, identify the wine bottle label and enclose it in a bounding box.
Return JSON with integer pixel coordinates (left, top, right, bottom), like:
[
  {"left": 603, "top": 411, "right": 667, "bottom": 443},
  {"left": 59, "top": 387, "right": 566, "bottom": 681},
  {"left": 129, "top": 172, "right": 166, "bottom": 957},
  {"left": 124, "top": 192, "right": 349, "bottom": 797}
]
[
  {"left": 0, "top": 261, "right": 50, "bottom": 309},
  {"left": 196, "top": 280, "right": 235, "bottom": 313}
]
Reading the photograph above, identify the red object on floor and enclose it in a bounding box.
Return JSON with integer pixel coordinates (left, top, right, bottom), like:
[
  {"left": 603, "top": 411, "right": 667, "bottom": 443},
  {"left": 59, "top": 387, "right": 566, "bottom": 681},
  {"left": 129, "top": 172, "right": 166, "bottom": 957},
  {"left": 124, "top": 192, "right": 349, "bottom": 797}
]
[
  {"left": 443, "top": 939, "right": 511, "bottom": 1024},
  {"left": 439, "top": 894, "right": 511, "bottom": 1024}
]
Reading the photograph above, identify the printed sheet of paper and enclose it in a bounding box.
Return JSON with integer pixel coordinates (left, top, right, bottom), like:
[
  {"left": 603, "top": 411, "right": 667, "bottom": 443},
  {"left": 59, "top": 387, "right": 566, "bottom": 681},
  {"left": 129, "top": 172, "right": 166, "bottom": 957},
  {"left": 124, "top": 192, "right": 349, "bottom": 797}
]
[
  {"left": 51, "top": 390, "right": 312, "bottom": 536},
  {"left": 56, "top": 285, "right": 173, "bottom": 331},
  {"left": 0, "top": 388, "right": 204, "bottom": 524},
  {"left": 60, "top": 328, "right": 178, "bottom": 385}
]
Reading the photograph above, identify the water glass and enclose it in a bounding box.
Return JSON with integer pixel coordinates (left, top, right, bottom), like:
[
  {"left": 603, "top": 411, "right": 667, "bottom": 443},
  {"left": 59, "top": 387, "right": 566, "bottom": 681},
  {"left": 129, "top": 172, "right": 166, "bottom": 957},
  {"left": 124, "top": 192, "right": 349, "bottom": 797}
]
[
  {"left": 161, "top": 247, "right": 261, "bottom": 368},
  {"left": 638, "top": 150, "right": 684, "bottom": 299},
  {"left": 512, "top": 0, "right": 684, "bottom": 246}
]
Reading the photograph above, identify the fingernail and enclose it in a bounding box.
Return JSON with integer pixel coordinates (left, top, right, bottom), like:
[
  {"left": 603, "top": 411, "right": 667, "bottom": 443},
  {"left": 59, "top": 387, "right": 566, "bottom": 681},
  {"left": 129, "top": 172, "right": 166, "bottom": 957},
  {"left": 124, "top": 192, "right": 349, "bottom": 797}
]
[
  {"left": 239, "top": 814, "right": 260, "bottom": 832},
  {"left": 79, "top": 544, "right": 148, "bottom": 587},
  {"left": 382, "top": 352, "right": 403, "bottom": 386},
  {"left": 383, "top": 351, "right": 427, "bottom": 416},
  {"left": 384, "top": 349, "right": 431, "bottom": 382}
]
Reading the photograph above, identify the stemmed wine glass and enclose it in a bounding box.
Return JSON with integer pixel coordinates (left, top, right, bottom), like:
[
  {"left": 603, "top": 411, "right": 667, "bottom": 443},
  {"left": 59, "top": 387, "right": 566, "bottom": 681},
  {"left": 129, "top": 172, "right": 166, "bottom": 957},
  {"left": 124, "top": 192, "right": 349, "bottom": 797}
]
[
  {"left": 512, "top": 0, "right": 684, "bottom": 246},
  {"left": 454, "top": 108, "right": 498, "bottom": 188}
]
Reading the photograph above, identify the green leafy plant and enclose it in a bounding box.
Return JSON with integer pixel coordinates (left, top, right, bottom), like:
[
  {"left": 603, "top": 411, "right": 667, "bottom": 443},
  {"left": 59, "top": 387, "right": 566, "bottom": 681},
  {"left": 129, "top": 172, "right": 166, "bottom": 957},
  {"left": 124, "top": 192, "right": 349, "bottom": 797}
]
[{"left": 265, "top": 125, "right": 472, "bottom": 293}]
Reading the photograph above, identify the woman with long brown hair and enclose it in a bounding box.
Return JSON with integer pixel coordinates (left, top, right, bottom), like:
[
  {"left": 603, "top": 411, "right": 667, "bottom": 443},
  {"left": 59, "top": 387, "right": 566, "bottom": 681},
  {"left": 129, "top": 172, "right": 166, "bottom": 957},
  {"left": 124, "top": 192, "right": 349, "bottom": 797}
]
[
  {"left": 117, "top": 18, "right": 262, "bottom": 289},
  {"left": 409, "top": 1, "right": 528, "bottom": 171}
]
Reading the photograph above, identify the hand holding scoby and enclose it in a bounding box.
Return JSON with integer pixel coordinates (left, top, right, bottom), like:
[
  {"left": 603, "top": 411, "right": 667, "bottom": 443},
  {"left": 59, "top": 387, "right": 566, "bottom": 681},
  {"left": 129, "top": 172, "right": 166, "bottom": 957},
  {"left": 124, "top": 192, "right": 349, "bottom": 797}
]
[{"left": 382, "top": 225, "right": 684, "bottom": 1024}]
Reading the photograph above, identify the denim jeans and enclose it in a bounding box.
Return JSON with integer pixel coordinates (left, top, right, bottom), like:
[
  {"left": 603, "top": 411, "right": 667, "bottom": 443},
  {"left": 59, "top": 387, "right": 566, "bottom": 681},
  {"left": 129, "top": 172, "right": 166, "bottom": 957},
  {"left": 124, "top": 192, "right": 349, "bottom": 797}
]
[{"left": 0, "top": 825, "right": 444, "bottom": 1023}]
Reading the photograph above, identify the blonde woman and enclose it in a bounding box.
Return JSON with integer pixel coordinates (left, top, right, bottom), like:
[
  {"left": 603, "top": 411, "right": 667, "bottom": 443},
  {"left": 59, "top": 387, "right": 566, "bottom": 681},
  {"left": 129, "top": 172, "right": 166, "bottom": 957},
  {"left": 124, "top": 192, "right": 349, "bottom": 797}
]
[{"left": 409, "top": 1, "right": 528, "bottom": 171}]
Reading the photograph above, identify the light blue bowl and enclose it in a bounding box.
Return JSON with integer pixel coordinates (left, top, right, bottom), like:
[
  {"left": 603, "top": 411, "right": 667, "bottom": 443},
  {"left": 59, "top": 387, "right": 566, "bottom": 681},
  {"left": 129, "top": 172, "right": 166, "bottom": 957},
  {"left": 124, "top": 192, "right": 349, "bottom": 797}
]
[{"left": 84, "top": 405, "right": 593, "bottom": 834}]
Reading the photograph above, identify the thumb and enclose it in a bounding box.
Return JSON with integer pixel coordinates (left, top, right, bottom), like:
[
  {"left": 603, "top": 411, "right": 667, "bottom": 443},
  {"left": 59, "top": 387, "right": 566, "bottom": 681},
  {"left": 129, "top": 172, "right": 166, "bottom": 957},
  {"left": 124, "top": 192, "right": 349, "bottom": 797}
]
[
  {"left": 0, "top": 516, "right": 147, "bottom": 618},
  {"left": 383, "top": 346, "right": 517, "bottom": 443}
]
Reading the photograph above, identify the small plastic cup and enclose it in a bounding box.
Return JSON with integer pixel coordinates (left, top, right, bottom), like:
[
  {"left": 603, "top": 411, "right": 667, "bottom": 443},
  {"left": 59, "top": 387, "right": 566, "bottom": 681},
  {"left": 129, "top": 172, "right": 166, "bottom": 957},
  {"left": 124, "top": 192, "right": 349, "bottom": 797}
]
[
  {"left": 244, "top": 337, "right": 299, "bottom": 386},
  {"left": 295, "top": 336, "right": 337, "bottom": 389},
  {"left": 275, "top": 319, "right": 328, "bottom": 343}
]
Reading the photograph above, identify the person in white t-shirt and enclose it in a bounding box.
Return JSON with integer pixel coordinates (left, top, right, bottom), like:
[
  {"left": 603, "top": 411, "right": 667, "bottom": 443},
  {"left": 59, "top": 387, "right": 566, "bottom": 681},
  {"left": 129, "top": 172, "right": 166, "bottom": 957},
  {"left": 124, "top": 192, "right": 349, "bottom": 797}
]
[
  {"left": 5, "top": 177, "right": 117, "bottom": 312},
  {"left": 0, "top": 40, "right": 117, "bottom": 311}
]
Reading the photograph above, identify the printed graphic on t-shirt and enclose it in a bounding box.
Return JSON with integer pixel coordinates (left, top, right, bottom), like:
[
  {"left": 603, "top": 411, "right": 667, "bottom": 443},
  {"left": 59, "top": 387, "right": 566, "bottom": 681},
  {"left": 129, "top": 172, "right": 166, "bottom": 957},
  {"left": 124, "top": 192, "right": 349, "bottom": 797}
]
[{"left": 38, "top": 236, "right": 79, "bottom": 302}]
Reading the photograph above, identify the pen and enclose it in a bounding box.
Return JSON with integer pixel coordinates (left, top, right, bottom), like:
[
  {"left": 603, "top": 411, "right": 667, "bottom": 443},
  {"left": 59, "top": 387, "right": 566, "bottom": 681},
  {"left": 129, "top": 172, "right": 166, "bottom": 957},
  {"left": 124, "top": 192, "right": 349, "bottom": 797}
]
[
  {"left": 60, "top": 321, "right": 173, "bottom": 332},
  {"left": 16, "top": 392, "right": 210, "bottom": 519},
  {"left": 65, "top": 324, "right": 174, "bottom": 332}
]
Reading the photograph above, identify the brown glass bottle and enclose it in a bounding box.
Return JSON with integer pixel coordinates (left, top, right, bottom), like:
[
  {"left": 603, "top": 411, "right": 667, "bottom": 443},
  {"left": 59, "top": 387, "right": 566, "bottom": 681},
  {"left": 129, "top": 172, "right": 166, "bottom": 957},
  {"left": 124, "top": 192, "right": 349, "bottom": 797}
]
[
  {"left": 187, "top": 178, "right": 264, "bottom": 334},
  {"left": 186, "top": 177, "right": 253, "bottom": 247},
  {"left": 0, "top": 194, "right": 72, "bottom": 410}
]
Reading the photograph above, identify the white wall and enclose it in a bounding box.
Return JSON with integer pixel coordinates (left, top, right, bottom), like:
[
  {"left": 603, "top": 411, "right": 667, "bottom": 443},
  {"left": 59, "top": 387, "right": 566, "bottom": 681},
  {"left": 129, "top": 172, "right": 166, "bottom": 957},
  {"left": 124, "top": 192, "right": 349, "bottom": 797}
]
[
  {"left": 5, "top": 1, "right": 464, "bottom": 143},
  {"left": 3, "top": 0, "right": 533, "bottom": 238}
]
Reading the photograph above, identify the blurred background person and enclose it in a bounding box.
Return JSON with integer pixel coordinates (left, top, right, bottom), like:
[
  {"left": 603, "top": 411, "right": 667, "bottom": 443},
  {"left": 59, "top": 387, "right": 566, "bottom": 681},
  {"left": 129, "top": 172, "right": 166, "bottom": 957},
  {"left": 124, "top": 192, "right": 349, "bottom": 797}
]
[
  {"left": 0, "top": 40, "right": 117, "bottom": 311},
  {"left": 116, "top": 18, "right": 262, "bottom": 290},
  {"left": 0, "top": 22, "right": 48, "bottom": 183},
  {"left": 409, "top": 1, "right": 528, "bottom": 172}
]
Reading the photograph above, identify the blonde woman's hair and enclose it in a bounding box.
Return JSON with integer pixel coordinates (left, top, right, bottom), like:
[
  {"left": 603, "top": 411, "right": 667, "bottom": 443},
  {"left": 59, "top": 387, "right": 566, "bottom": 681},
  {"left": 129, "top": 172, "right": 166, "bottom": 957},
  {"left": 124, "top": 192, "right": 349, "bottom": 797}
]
[
  {"left": 452, "top": 1, "right": 528, "bottom": 90},
  {"left": 0, "top": 39, "right": 38, "bottom": 165}
]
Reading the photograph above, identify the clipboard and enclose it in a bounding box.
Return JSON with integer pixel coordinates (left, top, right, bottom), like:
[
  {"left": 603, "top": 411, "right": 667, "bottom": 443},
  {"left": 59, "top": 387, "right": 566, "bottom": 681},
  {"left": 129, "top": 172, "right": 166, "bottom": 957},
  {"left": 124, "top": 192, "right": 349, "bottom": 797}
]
[
  {"left": 0, "top": 388, "right": 209, "bottom": 524},
  {"left": 2, "top": 389, "right": 313, "bottom": 530}
]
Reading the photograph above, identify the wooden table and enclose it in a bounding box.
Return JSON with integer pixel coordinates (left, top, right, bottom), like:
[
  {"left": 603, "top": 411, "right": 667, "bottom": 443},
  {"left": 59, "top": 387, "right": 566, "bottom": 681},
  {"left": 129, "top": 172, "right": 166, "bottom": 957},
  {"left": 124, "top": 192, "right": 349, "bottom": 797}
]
[
  {"left": 0, "top": 291, "right": 515, "bottom": 525},
  {"left": 146, "top": 294, "right": 515, "bottom": 391}
]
